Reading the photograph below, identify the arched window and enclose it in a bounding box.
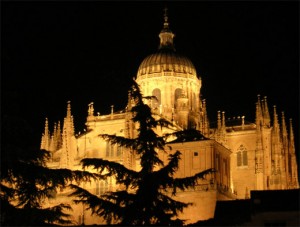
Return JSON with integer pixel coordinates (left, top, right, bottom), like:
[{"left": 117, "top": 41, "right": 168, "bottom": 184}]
[
  {"left": 174, "top": 88, "right": 182, "bottom": 109},
  {"left": 237, "top": 144, "right": 248, "bottom": 167},
  {"left": 152, "top": 88, "right": 161, "bottom": 109}
]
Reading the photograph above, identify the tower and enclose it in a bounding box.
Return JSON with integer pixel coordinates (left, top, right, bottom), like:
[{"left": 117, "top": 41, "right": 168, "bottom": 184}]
[
  {"left": 135, "top": 8, "right": 209, "bottom": 134},
  {"left": 60, "top": 101, "right": 77, "bottom": 168}
]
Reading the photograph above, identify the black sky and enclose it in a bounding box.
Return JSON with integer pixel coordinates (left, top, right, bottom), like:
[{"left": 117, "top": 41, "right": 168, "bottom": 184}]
[{"left": 2, "top": 1, "right": 299, "bottom": 152}]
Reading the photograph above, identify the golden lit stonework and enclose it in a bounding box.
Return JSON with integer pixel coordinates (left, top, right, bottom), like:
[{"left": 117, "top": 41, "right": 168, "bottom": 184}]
[
  {"left": 136, "top": 10, "right": 203, "bottom": 131},
  {"left": 40, "top": 9, "right": 299, "bottom": 225}
]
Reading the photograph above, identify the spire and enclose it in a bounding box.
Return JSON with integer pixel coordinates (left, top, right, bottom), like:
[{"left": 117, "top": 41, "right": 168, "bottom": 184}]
[
  {"left": 88, "top": 102, "right": 94, "bottom": 117},
  {"left": 217, "top": 111, "right": 221, "bottom": 130},
  {"left": 255, "top": 94, "right": 265, "bottom": 190},
  {"left": 288, "top": 118, "right": 295, "bottom": 160},
  {"left": 289, "top": 118, "right": 294, "bottom": 150},
  {"left": 272, "top": 106, "right": 280, "bottom": 149},
  {"left": 262, "top": 96, "right": 271, "bottom": 127},
  {"left": 111, "top": 105, "right": 114, "bottom": 119},
  {"left": 67, "top": 100, "right": 72, "bottom": 119},
  {"left": 242, "top": 116, "right": 245, "bottom": 129},
  {"left": 221, "top": 111, "right": 226, "bottom": 131},
  {"left": 199, "top": 99, "right": 209, "bottom": 136},
  {"left": 281, "top": 112, "right": 289, "bottom": 188},
  {"left": 281, "top": 112, "right": 288, "bottom": 138},
  {"left": 41, "top": 118, "right": 50, "bottom": 151},
  {"left": 255, "top": 95, "right": 263, "bottom": 128},
  {"left": 56, "top": 121, "right": 62, "bottom": 150},
  {"left": 281, "top": 112, "right": 288, "bottom": 154},
  {"left": 64, "top": 101, "right": 75, "bottom": 137},
  {"left": 271, "top": 105, "right": 281, "bottom": 182},
  {"left": 127, "top": 90, "right": 132, "bottom": 111},
  {"left": 49, "top": 123, "right": 57, "bottom": 153},
  {"left": 255, "top": 99, "right": 264, "bottom": 182},
  {"left": 216, "top": 110, "right": 226, "bottom": 145},
  {"left": 288, "top": 118, "right": 299, "bottom": 188},
  {"left": 159, "top": 7, "right": 175, "bottom": 51},
  {"left": 163, "top": 7, "right": 169, "bottom": 30},
  {"left": 202, "top": 99, "right": 209, "bottom": 136},
  {"left": 220, "top": 111, "right": 227, "bottom": 146},
  {"left": 60, "top": 101, "right": 76, "bottom": 168},
  {"left": 273, "top": 105, "right": 280, "bottom": 132}
]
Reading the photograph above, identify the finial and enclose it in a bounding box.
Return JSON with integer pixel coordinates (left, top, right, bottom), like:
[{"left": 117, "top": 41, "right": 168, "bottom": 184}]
[
  {"left": 222, "top": 111, "right": 226, "bottom": 128},
  {"left": 217, "top": 111, "right": 221, "bottom": 129},
  {"left": 88, "top": 102, "right": 94, "bottom": 116},
  {"left": 158, "top": 6, "right": 175, "bottom": 50},
  {"left": 111, "top": 105, "right": 114, "bottom": 115},
  {"left": 257, "top": 94, "right": 261, "bottom": 102},
  {"left": 163, "top": 7, "right": 169, "bottom": 29},
  {"left": 242, "top": 116, "right": 245, "bottom": 127},
  {"left": 273, "top": 105, "right": 279, "bottom": 126},
  {"left": 66, "top": 100, "right": 72, "bottom": 118}
]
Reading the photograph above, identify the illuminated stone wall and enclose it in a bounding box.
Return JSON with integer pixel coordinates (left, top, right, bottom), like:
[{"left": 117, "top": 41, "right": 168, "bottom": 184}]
[
  {"left": 42, "top": 98, "right": 299, "bottom": 224},
  {"left": 226, "top": 129, "right": 257, "bottom": 199},
  {"left": 40, "top": 9, "right": 299, "bottom": 224},
  {"left": 136, "top": 72, "right": 201, "bottom": 128},
  {"left": 157, "top": 140, "right": 232, "bottom": 223}
]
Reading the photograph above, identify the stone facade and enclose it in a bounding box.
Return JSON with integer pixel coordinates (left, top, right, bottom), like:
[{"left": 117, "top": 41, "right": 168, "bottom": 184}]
[{"left": 40, "top": 9, "right": 299, "bottom": 225}]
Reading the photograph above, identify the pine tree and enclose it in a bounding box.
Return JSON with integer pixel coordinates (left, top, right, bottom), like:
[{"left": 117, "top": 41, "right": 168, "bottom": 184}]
[
  {"left": 70, "top": 80, "right": 214, "bottom": 225},
  {"left": 1, "top": 92, "right": 98, "bottom": 226}
]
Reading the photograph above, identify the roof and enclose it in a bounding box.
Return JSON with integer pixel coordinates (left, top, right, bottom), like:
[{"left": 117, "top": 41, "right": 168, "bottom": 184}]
[
  {"left": 167, "top": 129, "right": 209, "bottom": 143},
  {"left": 210, "top": 117, "right": 256, "bottom": 132},
  {"left": 137, "top": 49, "right": 197, "bottom": 77},
  {"left": 136, "top": 8, "right": 198, "bottom": 79}
]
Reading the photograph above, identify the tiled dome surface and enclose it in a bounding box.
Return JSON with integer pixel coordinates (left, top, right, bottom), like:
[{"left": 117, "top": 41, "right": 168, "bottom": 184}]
[{"left": 137, "top": 49, "right": 197, "bottom": 77}]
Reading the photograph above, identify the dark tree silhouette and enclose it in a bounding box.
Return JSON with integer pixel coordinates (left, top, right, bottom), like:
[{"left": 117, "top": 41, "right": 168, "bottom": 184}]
[
  {"left": 70, "top": 80, "right": 214, "bottom": 225},
  {"left": 1, "top": 92, "right": 98, "bottom": 226}
]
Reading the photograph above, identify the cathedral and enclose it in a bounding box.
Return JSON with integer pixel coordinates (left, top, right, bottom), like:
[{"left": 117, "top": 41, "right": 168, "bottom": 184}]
[{"left": 40, "top": 9, "right": 299, "bottom": 225}]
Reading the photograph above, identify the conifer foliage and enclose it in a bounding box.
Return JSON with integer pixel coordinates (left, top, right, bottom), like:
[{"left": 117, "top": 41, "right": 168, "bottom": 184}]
[
  {"left": 70, "top": 80, "right": 213, "bottom": 225},
  {"left": 1, "top": 108, "right": 98, "bottom": 226}
]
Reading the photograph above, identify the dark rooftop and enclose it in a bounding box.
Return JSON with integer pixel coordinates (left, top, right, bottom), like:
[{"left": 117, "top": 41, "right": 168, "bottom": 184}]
[{"left": 167, "top": 129, "right": 209, "bottom": 143}]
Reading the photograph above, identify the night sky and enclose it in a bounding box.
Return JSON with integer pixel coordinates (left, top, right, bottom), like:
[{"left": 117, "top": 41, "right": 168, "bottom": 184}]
[{"left": 2, "top": 1, "right": 299, "bottom": 153}]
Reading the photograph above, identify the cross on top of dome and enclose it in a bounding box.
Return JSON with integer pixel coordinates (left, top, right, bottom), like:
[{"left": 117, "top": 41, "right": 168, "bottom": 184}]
[
  {"left": 159, "top": 7, "right": 175, "bottom": 51},
  {"left": 163, "top": 7, "right": 169, "bottom": 30}
]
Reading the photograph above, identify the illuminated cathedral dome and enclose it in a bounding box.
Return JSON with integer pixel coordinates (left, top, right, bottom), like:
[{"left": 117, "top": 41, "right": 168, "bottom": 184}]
[
  {"left": 136, "top": 9, "right": 197, "bottom": 79},
  {"left": 137, "top": 49, "right": 197, "bottom": 77},
  {"left": 135, "top": 8, "right": 203, "bottom": 130}
]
